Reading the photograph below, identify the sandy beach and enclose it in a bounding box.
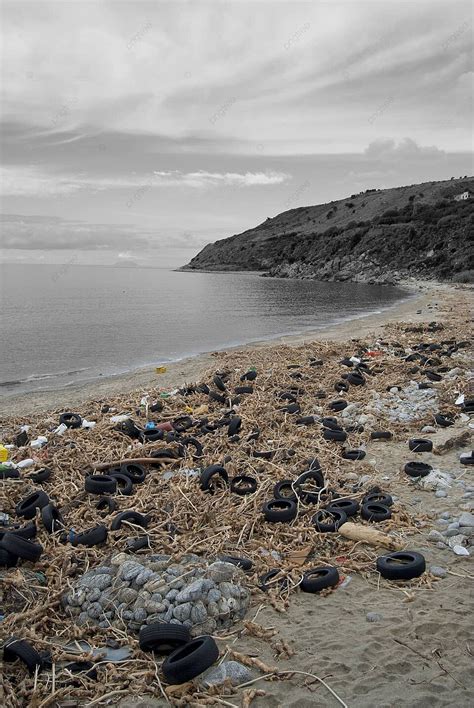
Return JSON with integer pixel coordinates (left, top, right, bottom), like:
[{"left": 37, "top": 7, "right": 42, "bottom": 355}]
[{"left": 1, "top": 280, "right": 473, "bottom": 708}]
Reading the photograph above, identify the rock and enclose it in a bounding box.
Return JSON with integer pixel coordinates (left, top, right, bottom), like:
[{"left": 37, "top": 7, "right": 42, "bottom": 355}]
[
  {"left": 460, "top": 525, "right": 474, "bottom": 537},
  {"left": 421, "top": 426, "right": 436, "bottom": 433},
  {"left": 440, "top": 512, "right": 451, "bottom": 520},
  {"left": 173, "top": 602, "right": 192, "bottom": 622},
  {"left": 435, "top": 519, "right": 449, "bottom": 527},
  {"left": 366, "top": 612, "right": 382, "bottom": 622},
  {"left": 118, "top": 587, "right": 138, "bottom": 604},
  {"left": 175, "top": 579, "right": 208, "bottom": 603},
  {"left": 445, "top": 528, "right": 461, "bottom": 538},
  {"left": 447, "top": 521, "right": 460, "bottom": 531},
  {"left": 121, "top": 562, "right": 146, "bottom": 582},
  {"left": 458, "top": 512, "right": 474, "bottom": 527},
  {"left": 201, "top": 660, "right": 252, "bottom": 688},
  {"left": 428, "top": 530, "right": 446, "bottom": 543},
  {"left": 453, "top": 545, "right": 470, "bottom": 556},
  {"left": 207, "top": 562, "right": 239, "bottom": 583},
  {"left": 435, "top": 490, "right": 448, "bottom": 498},
  {"left": 87, "top": 602, "right": 103, "bottom": 619},
  {"left": 190, "top": 600, "right": 207, "bottom": 624},
  {"left": 429, "top": 566, "right": 447, "bottom": 578}
]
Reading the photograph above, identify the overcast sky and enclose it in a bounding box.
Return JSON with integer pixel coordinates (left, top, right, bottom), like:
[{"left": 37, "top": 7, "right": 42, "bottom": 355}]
[{"left": 1, "top": 0, "right": 472, "bottom": 267}]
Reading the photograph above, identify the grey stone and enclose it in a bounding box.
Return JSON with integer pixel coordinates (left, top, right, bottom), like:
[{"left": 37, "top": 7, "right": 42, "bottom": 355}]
[
  {"left": 436, "top": 541, "right": 448, "bottom": 549},
  {"left": 173, "top": 602, "right": 192, "bottom": 622},
  {"left": 118, "top": 587, "right": 138, "bottom": 604},
  {"left": 87, "top": 602, "right": 103, "bottom": 619},
  {"left": 135, "top": 569, "right": 154, "bottom": 586},
  {"left": 175, "top": 579, "right": 207, "bottom": 603},
  {"left": 435, "top": 519, "right": 449, "bottom": 527},
  {"left": 440, "top": 511, "right": 451, "bottom": 520},
  {"left": 428, "top": 530, "right": 446, "bottom": 543},
  {"left": 429, "top": 566, "right": 447, "bottom": 578},
  {"left": 134, "top": 608, "right": 147, "bottom": 622},
  {"left": 77, "top": 612, "right": 89, "bottom": 626},
  {"left": 145, "top": 600, "right": 166, "bottom": 614},
  {"left": 459, "top": 512, "right": 474, "bottom": 527},
  {"left": 208, "top": 562, "right": 238, "bottom": 583},
  {"left": 165, "top": 589, "right": 179, "bottom": 602},
  {"left": 87, "top": 588, "right": 101, "bottom": 603},
  {"left": 201, "top": 660, "right": 252, "bottom": 688},
  {"left": 460, "top": 525, "right": 474, "bottom": 537},
  {"left": 445, "top": 528, "right": 460, "bottom": 537},
  {"left": 435, "top": 490, "right": 448, "bottom": 498},
  {"left": 207, "top": 588, "right": 221, "bottom": 603},
  {"left": 121, "top": 562, "right": 146, "bottom": 582},
  {"left": 190, "top": 600, "right": 207, "bottom": 624},
  {"left": 366, "top": 612, "right": 382, "bottom": 622}
]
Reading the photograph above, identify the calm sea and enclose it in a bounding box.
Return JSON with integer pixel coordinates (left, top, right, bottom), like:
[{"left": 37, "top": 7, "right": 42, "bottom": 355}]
[{"left": 0, "top": 264, "right": 410, "bottom": 396}]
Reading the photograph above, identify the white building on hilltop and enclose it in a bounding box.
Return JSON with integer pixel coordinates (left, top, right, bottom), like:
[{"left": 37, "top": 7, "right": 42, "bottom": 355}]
[{"left": 454, "top": 190, "right": 471, "bottom": 201}]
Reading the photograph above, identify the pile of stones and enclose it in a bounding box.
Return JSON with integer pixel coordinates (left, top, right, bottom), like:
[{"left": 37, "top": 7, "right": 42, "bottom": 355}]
[{"left": 62, "top": 554, "right": 250, "bottom": 635}]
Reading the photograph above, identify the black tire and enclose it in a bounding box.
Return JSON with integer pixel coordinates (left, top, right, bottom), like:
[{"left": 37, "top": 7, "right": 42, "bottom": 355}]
[
  {"left": 347, "top": 372, "right": 365, "bottom": 386},
  {"left": 96, "top": 497, "right": 118, "bottom": 514},
  {"left": 0, "top": 548, "right": 18, "bottom": 567},
  {"left": 274, "top": 479, "right": 302, "bottom": 502},
  {"left": 296, "top": 416, "right": 316, "bottom": 426},
  {"left": 315, "top": 390, "right": 327, "bottom": 399},
  {"left": 1, "top": 467, "right": 20, "bottom": 479},
  {"left": 200, "top": 464, "right": 228, "bottom": 492},
  {"left": 151, "top": 447, "right": 183, "bottom": 460},
  {"left": 361, "top": 503, "right": 391, "bottom": 522},
  {"left": 460, "top": 453, "right": 474, "bottom": 466},
  {"left": 251, "top": 449, "right": 274, "bottom": 460},
  {"left": 109, "top": 472, "right": 134, "bottom": 496},
  {"left": 258, "top": 568, "right": 288, "bottom": 592},
  {"left": 340, "top": 357, "right": 353, "bottom": 367},
  {"left": 41, "top": 504, "right": 65, "bottom": 533},
  {"left": 228, "top": 417, "right": 242, "bottom": 437},
  {"left": 3, "top": 638, "right": 43, "bottom": 674},
  {"left": 296, "top": 467, "right": 325, "bottom": 491},
  {"left": 213, "top": 375, "right": 227, "bottom": 392},
  {"left": 1, "top": 534, "right": 43, "bottom": 561},
  {"left": 71, "top": 525, "right": 108, "bottom": 547},
  {"left": 363, "top": 492, "right": 393, "bottom": 507},
  {"left": 111, "top": 511, "right": 150, "bottom": 531},
  {"left": 28, "top": 467, "right": 52, "bottom": 483},
  {"left": 342, "top": 449, "right": 366, "bottom": 461},
  {"left": 84, "top": 475, "right": 117, "bottom": 495},
  {"left": 172, "top": 416, "right": 193, "bottom": 433},
  {"left": 329, "top": 399, "right": 348, "bottom": 412},
  {"left": 142, "top": 429, "right": 164, "bottom": 443},
  {"left": 418, "top": 382, "right": 432, "bottom": 390},
  {"left": 235, "top": 385, "right": 254, "bottom": 394},
  {"left": 404, "top": 461, "right": 432, "bottom": 478},
  {"left": 139, "top": 623, "right": 191, "bottom": 654},
  {"left": 376, "top": 551, "right": 426, "bottom": 580},
  {"left": 15, "top": 491, "right": 50, "bottom": 520},
  {"left": 181, "top": 437, "right": 203, "bottom": 458},
  {"left": 59, "top": 412, "right": 82, "bottom": 429},
  {"left": 116, "top": 418, "right": 142, "bottom": 438},
  {"left": 371, "top": 431, "right": 393, "bottom": 440},
  {"left": 434, "top": 413, "right": 454, "bottom": 428},
  {"left": 300, "top": 566, "right": 340, "bottom": 593},
  {"left": 346, "top": 424, "right": 365, "bottom": 433},
  {"left": 312, "top": 509, "right": 347, "bottom": 532},
  {"left": 218, "top": 555, "right": 253, "bottom": 571},
  {"left": 426, "top": 371, "right": 442, "bottom": 382},
  {"left": 230, "top": 475, "right": 257, "bottom": 495},
  {"left": 209, "top": 390, "right": 226, "bottom": 404},
  {"left": 262, "top": 499, "right": 297, "bottom": 523},
  {"left": 280, "top": 403, "right": 300, "bottom": 414},
  {"left": 323, "top": 429, "right": 347, "bottom": 442},
  {"left": 162, "top": 635, "right": 219, "bottom": 684},
  {"left": 326, "top": 498, "right": 359, "bottom": 517},
  {"left": 334, "top": 381, "right": 349, "bottom": 393},
  {"left": 120, "top": 463, "right": 147, "bottom": 483},
  {"left": 240, "top": 370, "right": 257, "bottom": 381},
  {"left": 4, "top": 522, "right": 37, "bottom": 539},
  {"left": 322, "top": 418, "right": 343, "bottom": 431},
  {"left": 408, "top": 438, "right": 433, "bottom": 453},
  {"left": 277, "top": 391, "right": 297, "bottom": 402}
]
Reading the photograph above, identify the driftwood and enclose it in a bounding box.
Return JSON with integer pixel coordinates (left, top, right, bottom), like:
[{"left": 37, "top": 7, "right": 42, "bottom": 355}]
[
  {"left": 92, "top": 456, "right": 177, "bottom": 470},
  {"left": 338, "top": 522, "right": 403, "bottom": 550}
]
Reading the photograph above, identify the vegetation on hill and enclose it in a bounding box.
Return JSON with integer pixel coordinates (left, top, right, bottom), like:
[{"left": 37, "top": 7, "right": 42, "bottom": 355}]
[{"left": 183, "top": 177, "right": 473, "bottom": 284}]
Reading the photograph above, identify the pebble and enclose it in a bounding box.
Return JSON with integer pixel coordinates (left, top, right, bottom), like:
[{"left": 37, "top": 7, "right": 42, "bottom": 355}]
[
  {"left": 435, "top": 490, "right": 448, "bottom": 498},
  {"left": 459, "top": 512, "right": 474, "bottom": 527},
  {"left": 435, "top": 519, "right": 449, "bottom": 528},
  {"left": 201, "top": 661, "right": 252, "bottom": 687},
  {"left": 366, "top": 612, "right": 383, "bottom": 622},
  {"left": 440, "top": 512, "right": 451, "bottom": 520},
  {"left": 429, "top": 566, "right": 447, "bottom": 578},
  {"left": 428, "top": 530, "right": 446, "bottom": 543}
]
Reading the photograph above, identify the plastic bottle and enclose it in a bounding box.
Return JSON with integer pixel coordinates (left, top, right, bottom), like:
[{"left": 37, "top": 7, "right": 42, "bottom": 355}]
[{"left": 0, "top": 445, "right": 9, "bottom": 462}]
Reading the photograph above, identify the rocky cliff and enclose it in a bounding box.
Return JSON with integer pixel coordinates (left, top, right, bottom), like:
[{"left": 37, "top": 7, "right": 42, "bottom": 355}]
[{"left": 183, "top": 177, "right": 473, "bottom": 284}]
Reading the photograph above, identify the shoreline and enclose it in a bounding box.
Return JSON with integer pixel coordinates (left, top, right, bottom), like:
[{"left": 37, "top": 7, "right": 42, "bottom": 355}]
[{"left": 0, "top": 279, "right": 465, "bottom": 417}]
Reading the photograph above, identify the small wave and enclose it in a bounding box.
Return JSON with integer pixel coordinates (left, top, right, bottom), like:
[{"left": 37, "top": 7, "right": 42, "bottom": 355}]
[{"left": 0, "top": 367, "right": 90, "bottom": 388}]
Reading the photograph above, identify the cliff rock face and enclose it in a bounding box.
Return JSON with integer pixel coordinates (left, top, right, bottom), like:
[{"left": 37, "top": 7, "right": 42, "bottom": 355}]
[{"left": 183, "top": 177, "right": 473, "bottom": 284}]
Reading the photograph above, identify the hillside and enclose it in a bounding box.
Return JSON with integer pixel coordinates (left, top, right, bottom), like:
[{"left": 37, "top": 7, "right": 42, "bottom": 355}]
[{"left": 183, "top": 177, "right": 474, "bottom": 284}]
